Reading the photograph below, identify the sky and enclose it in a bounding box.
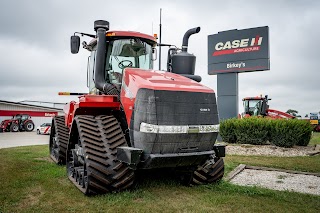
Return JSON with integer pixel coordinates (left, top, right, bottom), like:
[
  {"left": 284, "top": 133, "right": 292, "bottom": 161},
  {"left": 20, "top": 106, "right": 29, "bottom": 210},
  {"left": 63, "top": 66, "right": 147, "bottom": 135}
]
[{"left": 0, "top": 0, "right": 319, "bottom": 117}]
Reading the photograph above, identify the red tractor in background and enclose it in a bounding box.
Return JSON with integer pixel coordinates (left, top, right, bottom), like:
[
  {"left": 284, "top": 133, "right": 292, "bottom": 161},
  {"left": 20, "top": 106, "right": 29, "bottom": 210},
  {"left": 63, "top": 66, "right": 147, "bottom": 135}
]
[
  {"left": 0, "top": 114, "right": 35, "bottom": 132},
  {"left": 241, "top": 95, "right": 295, "bottom": 119},
  {"left": 49, "top": 20, "right": 224, "bottom": 195}
]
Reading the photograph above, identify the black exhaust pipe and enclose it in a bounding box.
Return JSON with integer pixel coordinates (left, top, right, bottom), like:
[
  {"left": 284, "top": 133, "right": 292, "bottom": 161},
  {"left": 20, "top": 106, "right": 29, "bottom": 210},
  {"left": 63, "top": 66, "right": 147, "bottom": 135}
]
[
  {"left": 181, "top": 27, "right": 200, "bottom": 52},
  {"left": 93, "top": 20, "right": 118, "bottom": 95},
  {"left": 170, "top": 27, "right": 201, "bottom": 78}
]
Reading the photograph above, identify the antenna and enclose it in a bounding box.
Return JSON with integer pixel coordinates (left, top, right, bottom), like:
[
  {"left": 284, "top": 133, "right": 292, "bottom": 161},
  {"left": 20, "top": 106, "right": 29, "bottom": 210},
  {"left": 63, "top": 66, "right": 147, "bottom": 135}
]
[{"left": 159, "top": 8, "right": 162, "bottom": 70}]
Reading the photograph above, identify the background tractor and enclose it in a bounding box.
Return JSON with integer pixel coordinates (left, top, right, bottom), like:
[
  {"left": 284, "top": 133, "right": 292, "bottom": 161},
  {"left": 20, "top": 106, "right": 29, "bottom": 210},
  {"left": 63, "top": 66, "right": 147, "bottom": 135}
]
[
  {"left": 0, "top": 114, "right": 35, "bottom": 132},
  {"left": 241, "top": 95, "right": 295, "bottom": 119},
  {"left": 49, "top": 20, "right": 224, "bottom": 195}
]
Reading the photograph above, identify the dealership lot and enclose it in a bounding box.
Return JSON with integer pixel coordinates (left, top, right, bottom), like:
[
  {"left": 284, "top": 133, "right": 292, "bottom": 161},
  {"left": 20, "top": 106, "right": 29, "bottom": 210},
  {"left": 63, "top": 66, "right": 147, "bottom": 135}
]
[{"left": 0, "top": 132, "right": 49, "bottom": 149}]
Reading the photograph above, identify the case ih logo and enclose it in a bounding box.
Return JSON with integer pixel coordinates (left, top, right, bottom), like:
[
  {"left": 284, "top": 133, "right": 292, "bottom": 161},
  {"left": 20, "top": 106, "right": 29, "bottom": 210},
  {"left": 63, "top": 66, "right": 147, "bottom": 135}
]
[{"left": 213, "top": 35, "right": 263, "bottom": 56}]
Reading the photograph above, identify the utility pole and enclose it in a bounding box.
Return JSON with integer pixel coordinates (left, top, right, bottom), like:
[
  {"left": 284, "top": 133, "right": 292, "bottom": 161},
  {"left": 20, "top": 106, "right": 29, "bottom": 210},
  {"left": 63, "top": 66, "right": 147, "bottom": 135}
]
[{"left": 159, "top": 8, "right": 162, "bottom": 70}]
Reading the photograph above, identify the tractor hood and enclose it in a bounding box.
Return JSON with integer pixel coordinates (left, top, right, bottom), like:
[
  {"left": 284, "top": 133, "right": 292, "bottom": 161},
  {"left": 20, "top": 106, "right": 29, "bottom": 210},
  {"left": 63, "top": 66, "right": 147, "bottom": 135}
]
[
  {"left": 1, "top": 119, "right": 11, "bottom": 124},
  {"left": 120, "top": 68, "right": 219, "bottom": 156},
  {"left": 121, "top": 68, "right": 214, "bottom": 94},
  {"left": 120, "top": 68, "right": 218, "bottom": 131}
]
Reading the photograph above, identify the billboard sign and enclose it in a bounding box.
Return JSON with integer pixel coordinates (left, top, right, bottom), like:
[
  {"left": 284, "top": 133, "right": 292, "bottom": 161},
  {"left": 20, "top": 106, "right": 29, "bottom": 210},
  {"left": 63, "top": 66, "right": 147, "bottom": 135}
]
[{"left": 208, "top": 26, "right": 269, "bottom": 75}]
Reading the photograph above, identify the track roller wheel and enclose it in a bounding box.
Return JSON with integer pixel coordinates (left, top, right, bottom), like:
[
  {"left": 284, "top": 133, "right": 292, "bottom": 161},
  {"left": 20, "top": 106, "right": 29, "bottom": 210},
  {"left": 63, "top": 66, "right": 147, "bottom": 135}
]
[
  {"left": 49, "top": 116, "right": 69, "bottom": 164},
  {"left": 66, "top": 115, "right": 135, "bottom": 195},
  {"left": 190, "top": 156, "right": 224, "bottom": 185}
]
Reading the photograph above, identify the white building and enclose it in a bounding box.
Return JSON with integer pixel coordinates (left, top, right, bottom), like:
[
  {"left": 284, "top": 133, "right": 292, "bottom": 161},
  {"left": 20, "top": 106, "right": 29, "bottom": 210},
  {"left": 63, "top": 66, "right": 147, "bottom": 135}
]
[{"left": 0, "top": 100, "right": 64, "bottom": 130}]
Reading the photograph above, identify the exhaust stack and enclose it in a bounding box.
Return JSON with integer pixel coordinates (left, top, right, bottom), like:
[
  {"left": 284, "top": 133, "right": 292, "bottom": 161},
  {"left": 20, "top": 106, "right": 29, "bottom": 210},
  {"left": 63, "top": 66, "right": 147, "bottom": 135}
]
[
  {"left": 171, "top": 27, "right": 201, "bottom": 77},
  {"left": 182, "top": 27, "right": 200, "bottom": 52},
  {"left": 93, "top": 20, "right": 118, "bottom": 95}
]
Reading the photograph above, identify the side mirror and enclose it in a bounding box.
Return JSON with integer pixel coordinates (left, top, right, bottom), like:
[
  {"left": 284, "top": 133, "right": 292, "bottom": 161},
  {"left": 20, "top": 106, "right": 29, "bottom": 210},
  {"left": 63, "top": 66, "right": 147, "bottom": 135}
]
[
  {"left": 260, "top": 100, "right": 269, "bottom": 116},
  {"left": 70, "top": 35, "right": 80, "bottom": 54},
  {"left": 152, "top": 47, "right": 157, "bottom": 61}
]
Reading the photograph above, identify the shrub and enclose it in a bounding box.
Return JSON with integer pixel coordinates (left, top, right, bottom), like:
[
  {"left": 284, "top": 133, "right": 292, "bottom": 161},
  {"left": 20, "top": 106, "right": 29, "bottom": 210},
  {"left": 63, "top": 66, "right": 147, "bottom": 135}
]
[
  {"left": 269, "top": 119, "right": 313, "bottom": 147},
  {"left": 269, "top": 119, "right": 296, "bottom": 148},
  {"left": 219, "top": 117, "right": 313, "bottom": 147},
  {"left": 234, "top": 117, "right": 269, "bottom": 145},
  {"left": 220, "top": 118, "right": 238, "bottom": 143},
  {"left": 294, "top": 120, "right": 313, "bottom": 146}
]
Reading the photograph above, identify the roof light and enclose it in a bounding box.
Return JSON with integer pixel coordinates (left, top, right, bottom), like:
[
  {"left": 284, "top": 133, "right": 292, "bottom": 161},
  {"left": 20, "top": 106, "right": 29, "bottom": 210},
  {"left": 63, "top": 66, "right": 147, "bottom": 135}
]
[{"left": 154, "top": 34, "right": 158, "bottom": 39}]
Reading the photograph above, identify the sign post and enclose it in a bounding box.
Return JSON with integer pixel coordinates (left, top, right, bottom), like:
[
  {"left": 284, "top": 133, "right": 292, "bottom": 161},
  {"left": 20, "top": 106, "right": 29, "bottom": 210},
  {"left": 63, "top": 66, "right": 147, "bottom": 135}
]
[{"left": 208, "top": 26, "right": 270, "bottom": 122}]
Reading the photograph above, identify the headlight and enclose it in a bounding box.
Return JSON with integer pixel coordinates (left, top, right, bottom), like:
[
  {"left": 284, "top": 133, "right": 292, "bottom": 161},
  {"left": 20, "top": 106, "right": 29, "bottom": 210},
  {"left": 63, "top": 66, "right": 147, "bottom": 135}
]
[
  {"left": 140, "top": 122, "right": 219, "bottom": 134},
  {"left": 139, "top": 123, "right": 157, "bottom": 133}
]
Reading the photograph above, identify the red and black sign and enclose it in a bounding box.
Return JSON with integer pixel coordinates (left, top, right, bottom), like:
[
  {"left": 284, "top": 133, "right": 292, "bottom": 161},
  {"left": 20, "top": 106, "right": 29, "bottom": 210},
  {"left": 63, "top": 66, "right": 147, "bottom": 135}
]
[
  {"left": 0, "top": 110, "right": 58, "bottom": 117},
  {"left": 208, "top": 26, "right": 269, "bottom": 75}
]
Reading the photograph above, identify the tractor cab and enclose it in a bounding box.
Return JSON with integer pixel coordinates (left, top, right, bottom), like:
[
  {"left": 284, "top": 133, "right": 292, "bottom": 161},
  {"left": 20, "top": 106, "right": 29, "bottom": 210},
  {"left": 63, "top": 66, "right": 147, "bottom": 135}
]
[
  {"left": 13, "top": 114, "right": 30, "bottom": 121},
  {"left": 85, "top": 34, "right": 156, "bottom": 94},
  {"left": 71, "top": 21, "right": 157, "bottom": 95},
  {"left": 105, "top": 37, "right": 154, "bottom": 88},
  {"left": 243, "top": 95, "right": 270, "bottom": 116}
]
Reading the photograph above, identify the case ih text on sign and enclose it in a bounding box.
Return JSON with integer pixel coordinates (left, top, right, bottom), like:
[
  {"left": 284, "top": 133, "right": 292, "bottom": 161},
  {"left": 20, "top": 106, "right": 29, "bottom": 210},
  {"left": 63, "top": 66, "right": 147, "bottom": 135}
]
[
  {"left": 213, "top": 36, "right": 263, "bottom": 56},
  {"left": 208, "top": 26, "right": 269, "bottom": 75}
]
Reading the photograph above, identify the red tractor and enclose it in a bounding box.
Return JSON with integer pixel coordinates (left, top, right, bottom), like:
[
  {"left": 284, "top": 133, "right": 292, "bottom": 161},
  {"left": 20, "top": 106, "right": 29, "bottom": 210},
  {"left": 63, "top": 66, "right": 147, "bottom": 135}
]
[
  {"left": 50, "top": 20, "right": 224, "bottom": 195},
  {"left": 0, "top": 114, "right": 35, "bottom": 132},
  {"left": 241, "top": 95, "right": 295, "bottom": 119}
]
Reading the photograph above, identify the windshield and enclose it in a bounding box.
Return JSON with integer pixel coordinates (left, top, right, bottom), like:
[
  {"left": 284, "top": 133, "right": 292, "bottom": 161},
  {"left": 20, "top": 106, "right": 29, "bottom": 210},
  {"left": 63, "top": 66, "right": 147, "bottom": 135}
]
[
  {"left": 244, "top": 99, "right": 262, "bottom": 116},
  {"left": 14, "top": 115, "right": 21, "bottom": 120},
  {"left": 106, "top": 38, "right": 153, "bottom": 85},
  {"left": 248, "top": 100, "right": 261, "bottom": 108}
]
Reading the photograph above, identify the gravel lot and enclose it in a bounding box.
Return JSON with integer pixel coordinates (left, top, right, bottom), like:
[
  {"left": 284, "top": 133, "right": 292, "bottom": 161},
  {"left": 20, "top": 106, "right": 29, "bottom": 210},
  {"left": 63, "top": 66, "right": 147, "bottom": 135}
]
[
  {"left": 0, "top": 132, "right": 49, "bottom": 149},
  {"left": 226, "top": 144, "right": 318, "bottom": 157},
  {"left": 230, "top": 168, "right": 320, "bottom": 196},
  {"left": 227, "top": 144, "right": 320, "bottom": 196}
]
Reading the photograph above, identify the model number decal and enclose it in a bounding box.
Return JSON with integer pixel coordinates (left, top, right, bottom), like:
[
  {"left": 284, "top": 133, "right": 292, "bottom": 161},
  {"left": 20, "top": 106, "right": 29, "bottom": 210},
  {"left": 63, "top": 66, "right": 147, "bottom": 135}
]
[{"left": 200, "top": 108, "right": 211, "bottom": 112}]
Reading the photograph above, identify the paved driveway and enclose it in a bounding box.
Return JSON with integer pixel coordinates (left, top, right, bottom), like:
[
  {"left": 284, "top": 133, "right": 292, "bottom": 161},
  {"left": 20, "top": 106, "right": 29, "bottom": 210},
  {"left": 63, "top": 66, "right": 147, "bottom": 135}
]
[{"left": 0, "top": 132, "right": 49, "bottom": 149}]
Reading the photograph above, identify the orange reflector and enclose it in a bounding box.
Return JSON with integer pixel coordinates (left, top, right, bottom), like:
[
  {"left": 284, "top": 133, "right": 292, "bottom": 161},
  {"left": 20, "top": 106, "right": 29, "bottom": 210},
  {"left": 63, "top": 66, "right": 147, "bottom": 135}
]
[
  {"left": 154, "top": 33, "right": 158, "bottom": 39},
  {"left": 58, "top": 92, "right": 70, "bottom": 96},
  {"left": 106, "top": 32, "right": 116, "bottom": 36}
]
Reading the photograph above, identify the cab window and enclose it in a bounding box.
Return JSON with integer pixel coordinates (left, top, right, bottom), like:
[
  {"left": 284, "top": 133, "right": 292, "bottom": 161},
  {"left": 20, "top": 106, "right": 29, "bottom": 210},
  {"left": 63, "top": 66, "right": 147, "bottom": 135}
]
[{"left": 106, "top": 38, "right": 153, "bottom": 85}]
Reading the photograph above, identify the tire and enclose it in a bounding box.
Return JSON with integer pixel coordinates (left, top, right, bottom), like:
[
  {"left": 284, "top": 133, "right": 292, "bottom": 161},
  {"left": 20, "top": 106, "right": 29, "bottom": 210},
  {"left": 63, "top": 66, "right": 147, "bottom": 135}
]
[
  {"left": 66, "top": 115, "right": 135, "bottom": 195},
  {"left": 37, "top": 129, "right": 40, "bottom": 134},
  {"left": 10, "top": 123, "right": 19, "bottom": 132},
  {"left": 49, "top": 116, "right": 69, "bottom": 165},
  {"left": 24, "top": 121, "right": 35, "bottom": 132},
  {"left": 190, "top": 156, "right": 224, "bottom": 185}
]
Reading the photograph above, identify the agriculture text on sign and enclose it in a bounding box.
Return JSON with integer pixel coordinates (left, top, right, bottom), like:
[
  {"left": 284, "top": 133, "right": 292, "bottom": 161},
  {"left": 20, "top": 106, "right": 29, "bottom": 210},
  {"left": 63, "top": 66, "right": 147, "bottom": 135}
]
[{"left": 208, "top": 26, "right": 270, "bottom": 75}]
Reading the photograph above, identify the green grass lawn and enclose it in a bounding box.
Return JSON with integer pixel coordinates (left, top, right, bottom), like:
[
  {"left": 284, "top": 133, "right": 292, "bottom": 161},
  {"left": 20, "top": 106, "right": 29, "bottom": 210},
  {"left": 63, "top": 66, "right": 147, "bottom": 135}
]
[
  {"left": 0, "top": 145, "right": 319, "bottom": 213},
  {"left": 310, "top": 132, "right": 320, "bottom": 146}
]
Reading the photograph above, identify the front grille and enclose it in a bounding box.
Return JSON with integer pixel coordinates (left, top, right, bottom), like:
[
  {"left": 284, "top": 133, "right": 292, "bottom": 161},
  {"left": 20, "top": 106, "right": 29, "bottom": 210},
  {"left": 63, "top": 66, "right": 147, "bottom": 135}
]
[{"left": 130, "top": 88, "right": 219, "bottom": 154}]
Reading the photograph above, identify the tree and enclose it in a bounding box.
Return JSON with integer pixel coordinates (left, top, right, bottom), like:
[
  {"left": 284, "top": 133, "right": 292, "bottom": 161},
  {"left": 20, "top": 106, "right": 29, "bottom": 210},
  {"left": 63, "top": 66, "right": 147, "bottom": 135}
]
[{"left": 286, "top": 109, "right": 298, "bottom": 116}]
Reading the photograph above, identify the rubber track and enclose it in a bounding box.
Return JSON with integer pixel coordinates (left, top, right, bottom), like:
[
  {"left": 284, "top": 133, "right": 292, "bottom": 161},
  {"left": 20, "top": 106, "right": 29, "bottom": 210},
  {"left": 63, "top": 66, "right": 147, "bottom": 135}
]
[
  {"left": 71, "top": 115, "right": 135, "bottom": 195},
  {"left": 50, "top": 116, "right": 69, "bottom": 164},
  {"left": 191, "top": 157, "right": 224, "bottom": 185}
]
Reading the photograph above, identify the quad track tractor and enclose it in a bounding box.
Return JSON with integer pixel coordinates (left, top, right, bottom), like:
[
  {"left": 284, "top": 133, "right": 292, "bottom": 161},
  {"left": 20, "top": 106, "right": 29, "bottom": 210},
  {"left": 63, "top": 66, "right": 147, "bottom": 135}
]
[
  {"left": 49, "top": 20, "right": 224, "bottom": 195},
  {"left": 242, "top": 95, "right": 295, "bottom": 119}
]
